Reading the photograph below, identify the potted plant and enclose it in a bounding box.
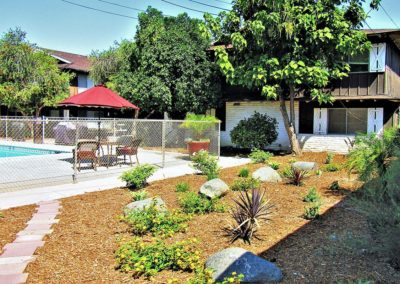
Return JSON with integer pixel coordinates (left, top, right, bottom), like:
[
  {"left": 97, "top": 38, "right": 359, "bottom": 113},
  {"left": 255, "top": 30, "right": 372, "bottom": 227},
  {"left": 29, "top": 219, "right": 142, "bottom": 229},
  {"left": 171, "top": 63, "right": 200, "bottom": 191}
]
[{"left": 180, "top": 113, "right": 220, "bottom": 155}]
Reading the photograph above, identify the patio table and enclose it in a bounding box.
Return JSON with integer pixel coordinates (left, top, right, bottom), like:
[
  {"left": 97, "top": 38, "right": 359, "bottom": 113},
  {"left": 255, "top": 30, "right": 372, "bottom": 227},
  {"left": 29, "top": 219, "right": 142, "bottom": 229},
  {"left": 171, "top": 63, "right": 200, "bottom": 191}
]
[{"left": 100, "top": 140, "right": 120, "bottom": 168}]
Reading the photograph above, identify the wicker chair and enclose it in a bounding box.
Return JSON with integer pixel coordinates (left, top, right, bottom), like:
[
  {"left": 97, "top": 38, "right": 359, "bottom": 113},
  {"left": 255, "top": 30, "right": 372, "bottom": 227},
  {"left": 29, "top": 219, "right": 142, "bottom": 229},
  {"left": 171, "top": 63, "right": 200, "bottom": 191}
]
[
  {"left": 116, "top": 136, "right": 141, "bottom": 166},
  {"left": 74, "top": 141, "right": 100, "bottom": 171}
]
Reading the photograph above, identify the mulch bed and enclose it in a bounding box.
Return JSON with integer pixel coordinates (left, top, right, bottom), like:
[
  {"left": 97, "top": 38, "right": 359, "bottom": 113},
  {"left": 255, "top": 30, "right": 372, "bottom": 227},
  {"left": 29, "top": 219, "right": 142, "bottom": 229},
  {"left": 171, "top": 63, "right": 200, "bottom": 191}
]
[
  {"left": 0, "top": 204, "right": 36, "bottom": 254},
  {"left": 24, "top": 152, "right": 400, "bottom": 283}
]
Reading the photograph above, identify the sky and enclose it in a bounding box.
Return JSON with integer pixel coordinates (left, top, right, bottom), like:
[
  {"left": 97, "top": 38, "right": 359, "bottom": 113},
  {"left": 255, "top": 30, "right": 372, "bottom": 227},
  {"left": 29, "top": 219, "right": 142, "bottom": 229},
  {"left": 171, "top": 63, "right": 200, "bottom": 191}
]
[{"left": 0, "top": 0, "right": 399, "bottom": 55}]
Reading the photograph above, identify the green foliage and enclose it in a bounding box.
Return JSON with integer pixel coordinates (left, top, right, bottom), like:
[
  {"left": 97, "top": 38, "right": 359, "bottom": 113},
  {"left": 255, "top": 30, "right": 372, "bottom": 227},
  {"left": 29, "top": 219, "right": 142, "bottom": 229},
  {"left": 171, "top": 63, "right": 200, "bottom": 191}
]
[
  {"left": 337, "top": 280, "right": 371, "bottom": 284},
  {"left": 329, "top": 181, "right": 340, "bottom": 191},
  {"left": 120, "top": 164, "right": 156, "bottom": 189},
  {"left": 122, "top": 203, "right": 190, "bottom": 237},
  {"left": 230, "top": 177, "right": 260, "bottom": 191},
  {"left": 116, "top": 237, "right": 201, "bottom": 277},
  {"left": 315, "top": 169, "right": 323, "bottom": 177},
  {"left": 175, "top": 182, "right": 189, "bottom": 193},
  {"left": 179, "top": 192, "right": 226, "bottom": 214},
  {"left": 303, "top": 187, "right": 320, "bottom": 203},
  {"left": 180, "top": 113, "right": 220, "bottom": 141},
  {"left": 304, "top": 202, "right": 321, "bottom": 220},
  {"left": 130, "top": 190, "right": 149, "bottom": 201},
  {"left": 92, "top": 9, "right": 222, "bottom": 116},
  {"left": 0, "top": 211, "right": 3, "bottom": 218},
  {"left": 0, "top": 28, "right": 72, "bottom": 116},
  {"left": 238, "top": 167, "right": 249, "bottom": 178},
  {"left": 249, "top": 149, "right": 273, "bottom": 164},
  {"left": 185, "top": 269, "right": 244, "bottom": 284},
  {"left": 325, "top": 152, "right": 334, "bottom": 164},
  {"left": 346, "top": 129, "right": 400, "bottom": 181},
  {"left": 230, "top": 112, "right": 278, "bottom": 150},
  {"left": 269, "top": 161, "right": 280, "bottom": 170},
  {"left": 323, "top": 163, "right": 340, "bottom": 172},
  {"left": 191, "top": 150, "right": 220, "bottom": 180},
  {"left": 284, "top": 168, "right": 309, "bottom": 186}
]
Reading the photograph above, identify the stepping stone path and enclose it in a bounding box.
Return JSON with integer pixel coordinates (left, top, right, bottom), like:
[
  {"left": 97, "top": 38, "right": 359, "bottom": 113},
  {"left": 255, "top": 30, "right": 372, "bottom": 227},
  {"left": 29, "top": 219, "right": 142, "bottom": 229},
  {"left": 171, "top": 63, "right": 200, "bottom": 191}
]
[{"left": 0, "top": 200, "right": 61, "bottom": 284}]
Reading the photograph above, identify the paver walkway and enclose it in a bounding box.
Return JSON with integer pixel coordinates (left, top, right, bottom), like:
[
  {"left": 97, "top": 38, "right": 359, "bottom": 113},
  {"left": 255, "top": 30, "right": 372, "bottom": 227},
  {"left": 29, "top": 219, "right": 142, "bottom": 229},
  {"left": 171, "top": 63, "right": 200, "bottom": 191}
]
[{"left": 0, "top": 200, "right": 61, "bottom": 284}]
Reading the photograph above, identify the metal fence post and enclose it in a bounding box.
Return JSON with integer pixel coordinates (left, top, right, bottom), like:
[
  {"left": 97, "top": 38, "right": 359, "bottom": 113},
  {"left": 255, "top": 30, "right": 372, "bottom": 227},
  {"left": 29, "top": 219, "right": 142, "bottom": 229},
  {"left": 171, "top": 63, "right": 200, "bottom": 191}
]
[
  {"left": 161, "top": 120, "right": 166, "bottom": 168},
  {"left": 41, "top": 115, "right": 45, "bottom": 144},
  {"left": 73, "top": 118, "right": 79, "bottom": 183},
  {"left": 5, "top": 116, "right": 8, "bottom": 141},
  {"left": 217, "top": 121, "right": 221, "bottom": 158}
]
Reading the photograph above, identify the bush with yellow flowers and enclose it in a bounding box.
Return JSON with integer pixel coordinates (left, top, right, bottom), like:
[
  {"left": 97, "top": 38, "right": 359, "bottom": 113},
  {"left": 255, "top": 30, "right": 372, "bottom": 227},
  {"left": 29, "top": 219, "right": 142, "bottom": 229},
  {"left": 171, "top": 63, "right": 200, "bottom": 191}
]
[
  {"left": 122, "top": 202, "right": 191, "bottom": 237},
  {"left": 182, "top": 268, "right": 244, "bottom": 284},
  {"left": 115, "top": 237, "right": 202, "bottom": 278}
]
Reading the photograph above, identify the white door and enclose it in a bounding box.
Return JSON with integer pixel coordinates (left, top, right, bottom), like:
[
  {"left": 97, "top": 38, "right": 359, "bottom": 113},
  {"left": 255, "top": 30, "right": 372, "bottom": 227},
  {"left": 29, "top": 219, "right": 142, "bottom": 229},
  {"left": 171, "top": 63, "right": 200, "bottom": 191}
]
[
  {"left": 369, "top": 43, "right": 386, "bottom": 72},
  {"left": 367, "top": 108, "right": 384, "bottom": 134},
  {"left": 313, "top": 108, "right": 327, "bottom": 135}
]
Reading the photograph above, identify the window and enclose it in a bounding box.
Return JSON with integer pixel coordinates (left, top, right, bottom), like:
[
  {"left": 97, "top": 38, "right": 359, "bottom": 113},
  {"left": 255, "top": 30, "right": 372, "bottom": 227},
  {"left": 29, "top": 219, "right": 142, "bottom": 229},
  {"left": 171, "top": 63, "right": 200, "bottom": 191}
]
[
  {"left": 328, "top": 108, "right": 368, "bottom": 134},
  {"left": 348, "top": 51, "right": 369, "bottom": 73}
]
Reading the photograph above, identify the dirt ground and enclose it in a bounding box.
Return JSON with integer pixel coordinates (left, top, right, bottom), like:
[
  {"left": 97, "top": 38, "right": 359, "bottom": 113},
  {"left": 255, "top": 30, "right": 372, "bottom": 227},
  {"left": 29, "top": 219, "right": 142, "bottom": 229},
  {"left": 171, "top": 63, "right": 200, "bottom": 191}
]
[
  {"left": 0, "top": 204, "right": 36, "bottom": 254},
  {"left": 23, "top": 152, "right": 400, "bottom": 283}
]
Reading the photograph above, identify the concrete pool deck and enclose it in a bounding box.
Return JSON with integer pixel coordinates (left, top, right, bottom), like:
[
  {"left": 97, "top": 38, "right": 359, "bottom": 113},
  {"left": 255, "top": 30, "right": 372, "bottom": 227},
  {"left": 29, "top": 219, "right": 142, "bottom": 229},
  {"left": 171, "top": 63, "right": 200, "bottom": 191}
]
[{"left": 0, "top": 156, "right": 250, "bottom": 209}]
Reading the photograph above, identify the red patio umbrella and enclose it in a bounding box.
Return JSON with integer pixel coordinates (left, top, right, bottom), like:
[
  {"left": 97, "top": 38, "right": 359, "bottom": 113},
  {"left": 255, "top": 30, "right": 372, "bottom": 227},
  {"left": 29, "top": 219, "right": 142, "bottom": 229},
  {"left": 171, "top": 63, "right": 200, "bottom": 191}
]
[{"left": 59, "top": 85, "right": 139, "bottom": 111}]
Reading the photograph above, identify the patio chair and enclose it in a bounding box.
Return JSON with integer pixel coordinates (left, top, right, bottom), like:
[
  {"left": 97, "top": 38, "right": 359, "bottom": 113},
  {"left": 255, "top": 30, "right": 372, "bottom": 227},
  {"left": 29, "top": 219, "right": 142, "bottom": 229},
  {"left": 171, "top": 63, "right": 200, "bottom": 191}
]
[
  {"left": 116, "top": 136, "right": 141, "bottom": 166},
  {"left": 74, "top": 141, "right": 101, "bottom": 171}
]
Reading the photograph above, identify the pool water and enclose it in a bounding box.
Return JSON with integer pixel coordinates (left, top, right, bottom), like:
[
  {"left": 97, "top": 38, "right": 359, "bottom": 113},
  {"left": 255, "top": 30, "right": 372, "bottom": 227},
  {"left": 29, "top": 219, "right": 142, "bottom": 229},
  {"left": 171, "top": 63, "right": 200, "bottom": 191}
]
[{"left": 0, "top": 145, "right": 65, "bottom": 158}]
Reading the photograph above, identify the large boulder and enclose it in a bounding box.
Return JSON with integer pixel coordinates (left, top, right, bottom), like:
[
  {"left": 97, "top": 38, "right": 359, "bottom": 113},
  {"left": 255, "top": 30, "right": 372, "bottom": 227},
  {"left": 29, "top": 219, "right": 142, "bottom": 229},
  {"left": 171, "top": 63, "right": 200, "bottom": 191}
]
[
  {"left": 252, "top": 167, "right": 282, "bottom": 183},
  {"left": 124, "top": 197, "right": 166, "bottom": 214},
  {"left": 200, "top": 178, "right": 229, "bottom": 199},
  {"left": 205, "top": 247, "right": 283, "bottom": 283},
  {"left": 292, "top": 161, "right": 318, "bottom": 171}
]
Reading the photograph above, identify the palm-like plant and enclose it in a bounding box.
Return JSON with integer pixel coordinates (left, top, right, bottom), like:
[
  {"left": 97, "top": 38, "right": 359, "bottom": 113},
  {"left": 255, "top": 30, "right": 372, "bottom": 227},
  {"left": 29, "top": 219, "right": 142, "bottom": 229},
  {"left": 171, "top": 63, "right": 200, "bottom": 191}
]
[
  {"left": 227, "top": 189, "right": 273, "bottom": 244},
  {"left": 284, "top": 167, "right": 309, "bottom": 186}
]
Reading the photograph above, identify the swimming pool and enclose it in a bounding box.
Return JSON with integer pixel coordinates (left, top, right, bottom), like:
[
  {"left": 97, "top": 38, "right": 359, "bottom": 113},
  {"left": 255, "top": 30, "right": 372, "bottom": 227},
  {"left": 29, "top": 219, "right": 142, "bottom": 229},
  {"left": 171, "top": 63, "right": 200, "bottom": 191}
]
[{"left": 0, "top": 145, "right": 66, "bottom": 158}]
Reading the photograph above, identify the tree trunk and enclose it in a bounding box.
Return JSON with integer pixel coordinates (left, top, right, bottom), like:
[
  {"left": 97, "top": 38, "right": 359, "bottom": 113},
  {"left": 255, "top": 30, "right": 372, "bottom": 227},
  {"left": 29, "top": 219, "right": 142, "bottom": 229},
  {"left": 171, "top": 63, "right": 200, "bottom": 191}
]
[{"left": 279, "top": 92, "right": 302, "bottom": 156}]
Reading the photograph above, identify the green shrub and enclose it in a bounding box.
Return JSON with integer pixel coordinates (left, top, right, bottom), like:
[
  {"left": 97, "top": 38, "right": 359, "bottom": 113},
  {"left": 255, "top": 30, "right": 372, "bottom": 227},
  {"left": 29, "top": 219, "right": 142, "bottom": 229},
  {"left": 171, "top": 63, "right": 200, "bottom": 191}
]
[
  {"left": 186, "top": 269, "right": 244, "bottom": 284},
  {"left": 175, "top": 182, "right": 189, "bottom": 193},
  {"left": 304, "top": 202, "right": 320, "bottom": 220},
  {"left": 120, "top": 164, "right": 157, "bottom": 189},
  {"left": 230, "top": 177, "right": 260, "bottom": 191},
  {"left": 238, "top": 167, "right": 249, "bottom": 178},
  {"left": 130, "top": 190, "right": 149, "bottom": 201},
  {"left": 323, "top": 163, "right": 340, "bottom": 172},
  {"left": 288, "top": 158, "right": 297, "bottom": 164},
  {"left": 284, "top": 167, "right": 309, "bottom": 186},
  {"left": 122, "top": 202, "right": 190, "bottom": 237},
  {"left": 116, "top": 237, "right": 201, "bottom": 277},
  {"left": 315, "top": 169, "right": 322, "bottom": 176},
  {"left": 269, "top": 161, "right": 280, "bottom": 170},
  {"left": 329, "top": 181, "right": 340, "bottom": 191},
  {"left": 325, "top": 152, "right": 334, "bottom": 164},
  {"left": 303, "top": 187, "right": 320, "bottom": 203},
  {"left": 179, "top": 192, "right": 226, "bottom": 214},
  {"left": 230, "top": 111, "right": 278, "bottom": 150},
  {"left": 249, "top": 149, "right": 273, "bottom": 163},
  {"left": 191, "top": 150, "right": 220, "bottom": 180},
  {"left": 180, "top": 113, "right": 220, "bottom": 141},
  {"left": 346, "top": 128, "right": 400, "bottom": 181}
]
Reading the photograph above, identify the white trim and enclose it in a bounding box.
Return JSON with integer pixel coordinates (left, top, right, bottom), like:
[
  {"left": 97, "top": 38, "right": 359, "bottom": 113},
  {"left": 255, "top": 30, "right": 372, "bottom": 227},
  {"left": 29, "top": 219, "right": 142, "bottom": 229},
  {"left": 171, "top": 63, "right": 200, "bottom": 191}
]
[{"left": 50, "top": 54, "right": 71, "bottom": 64}]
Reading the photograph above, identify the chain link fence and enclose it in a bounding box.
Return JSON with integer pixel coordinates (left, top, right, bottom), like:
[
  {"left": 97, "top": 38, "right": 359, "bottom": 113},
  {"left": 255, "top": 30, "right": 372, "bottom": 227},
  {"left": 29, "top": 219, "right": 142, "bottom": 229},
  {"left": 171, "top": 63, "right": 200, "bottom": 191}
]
[{"left": 0, "top": 117, "right": 220, "bottom": 192}]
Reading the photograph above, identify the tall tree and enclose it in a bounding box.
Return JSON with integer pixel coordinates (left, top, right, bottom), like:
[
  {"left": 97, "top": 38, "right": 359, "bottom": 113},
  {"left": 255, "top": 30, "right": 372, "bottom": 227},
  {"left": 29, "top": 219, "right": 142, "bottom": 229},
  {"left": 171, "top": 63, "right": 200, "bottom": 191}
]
[
  {"left": 202, "top": 0, "right": 381, "bottom": 155},
  {"left": 90, "top": 8, "right": 221, "bottom": 117},
  {"left": 0, "top": 28, "right": 72, "bottom": 116}
]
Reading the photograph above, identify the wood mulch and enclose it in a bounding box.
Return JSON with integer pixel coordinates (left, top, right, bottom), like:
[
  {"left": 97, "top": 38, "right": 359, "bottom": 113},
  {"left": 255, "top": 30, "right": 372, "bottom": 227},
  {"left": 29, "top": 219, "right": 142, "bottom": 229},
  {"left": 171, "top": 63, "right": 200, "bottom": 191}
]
[
  {"left": 0, "top": 204, "right": 36, "bottom": 254},
  {"left": 23, "top": 152, "right": 400, "bottom": 283}
]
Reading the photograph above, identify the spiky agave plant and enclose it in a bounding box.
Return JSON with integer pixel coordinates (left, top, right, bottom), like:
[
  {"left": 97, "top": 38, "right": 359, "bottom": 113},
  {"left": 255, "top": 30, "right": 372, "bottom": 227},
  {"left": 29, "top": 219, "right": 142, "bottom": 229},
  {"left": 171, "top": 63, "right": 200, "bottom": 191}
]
[
  {"left": 285, "top": 168, "right": 309, "bottom": 186},
  {"left": 227, "top": 189, "right": 273, "bottom": 244}
]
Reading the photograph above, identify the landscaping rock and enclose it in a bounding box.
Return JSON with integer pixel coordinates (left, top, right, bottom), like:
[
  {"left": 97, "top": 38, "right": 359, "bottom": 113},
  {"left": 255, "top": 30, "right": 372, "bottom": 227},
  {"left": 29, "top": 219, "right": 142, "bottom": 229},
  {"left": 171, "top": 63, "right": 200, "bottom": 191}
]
[
  {"left": 205, "top": 247, "right": 283, "bottom": 283},
  {"left": 200, "top": 178, "right": 229, "bottom": 199},
  {"left": 252, "top": 167, "right": 282, "bottom": 183},
  {"left": 292, "top": 161, "right": 318, "bottom": 171},
  {"left": 124, "top": 197, "right": 166, "bottom": 213}
]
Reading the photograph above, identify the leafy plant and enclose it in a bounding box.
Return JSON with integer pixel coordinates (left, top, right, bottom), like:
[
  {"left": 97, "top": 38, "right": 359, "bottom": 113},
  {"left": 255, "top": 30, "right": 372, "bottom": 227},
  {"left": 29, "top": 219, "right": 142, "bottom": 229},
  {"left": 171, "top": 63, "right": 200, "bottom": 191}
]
[
  {"left": 325, "top": 152, "right": 334, "bottom": 164},
  {"left": 116, "top": 237, "right": 201, "bottom": 277},
  {"left": 130, "top": 190, "right": 149, "bottom": 201},
  {"left": 191, "top": 150, "right": 220, "bottom": 180},
  {"left": 120, "top": 164, "right": 156, "bottom": 189},
  {"left": 288, "top": 158, "right": 297, "bottom": 164},
  {"left": 0, "top": 211, "right": 3, "bottom": 218},
  {"left": 249, "top": 149, "right": 273, "bottom": 163},
  {"left": 230, "top": 177, "right": 260, "bottom": 191},
  {"left": 185, "top": 269, "right": 244, "bottom": 284},
  {"left": 315, "top": 169, "right": 323, "bottom": 176},
  {"left": 238, "top": 167, "right": 249, "bottom": 178},
  {"left": 180, "top": 113, "right": 220, "bottom": 141},
  {"left": 303, "top": 187, "right": 320, "bottom": 203},
  {"left": 227, "top": 189, "right": 273, "bottom": 243},
  {"left": 323, "top": 163, "right": 340, "bottom": 172},
  {"left": 329, "top": 181, "right": 340, "bottom": 191},
  {"left": 230, "top": 112, "right": 278, "bottom": 149},
  {"left": 122, "top": 202, "right": 190, "bottom": 237},
  {"left": 304, "top": 202, "right": 320, "bottom": 220},
  {"left": 269, "top": 161, "right": 280, "bottom": 170},
  {"left": 284, "top": 167, "right": 309, "bottom": 186},
  {"left": 175, "top": 182, "right": 189, "bottom": 193},
  {"left": 346, "top": 128, "right": 400, "bottom": 181},
  {"left": 179, "top": 192, "right": 226, "bottom": 214}
]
